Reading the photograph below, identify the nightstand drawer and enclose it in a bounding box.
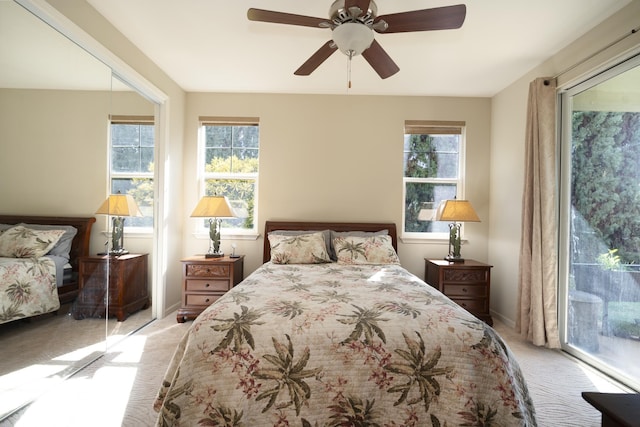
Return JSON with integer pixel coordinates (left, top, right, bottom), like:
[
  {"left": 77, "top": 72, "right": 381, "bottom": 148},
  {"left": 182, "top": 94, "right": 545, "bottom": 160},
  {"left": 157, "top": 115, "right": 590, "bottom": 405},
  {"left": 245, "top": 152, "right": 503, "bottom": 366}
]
[
  {"left": 185, "top": 279, "right": 229, "bottom": 292},
  {"left": 443, "top": 268, "right": 488, "bottom": 283},
  {"left": 450, "top": 297, "right": 487, "bottom": 313},
  {"left": 443, "top": 283, "right": 487, "bottom": 297},
  {"left": 186, "top": 293, "right": 223, "bottom": 306},
  {"left": 186, "top": 263, "right": 230, "bottom": 278}
]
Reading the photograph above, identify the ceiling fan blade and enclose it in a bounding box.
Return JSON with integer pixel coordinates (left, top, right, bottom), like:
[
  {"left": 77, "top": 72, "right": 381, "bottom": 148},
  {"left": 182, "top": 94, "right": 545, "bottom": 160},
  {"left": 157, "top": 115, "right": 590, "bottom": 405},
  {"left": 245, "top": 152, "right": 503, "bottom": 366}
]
[
  {"left": 344, "top": 0, "right": 371, "bottom": 17},
  {"left": 294, "top": 41, "right": 338, "bottom": 76},
  {"left": 375, "top": 4, "right": 466, "bottom": 33},
  {"left": 248, "top": 8, "right": 329, "bottom": 28},
  {"left": 361, "top": 40, "right": 399, "bottom": 79}
]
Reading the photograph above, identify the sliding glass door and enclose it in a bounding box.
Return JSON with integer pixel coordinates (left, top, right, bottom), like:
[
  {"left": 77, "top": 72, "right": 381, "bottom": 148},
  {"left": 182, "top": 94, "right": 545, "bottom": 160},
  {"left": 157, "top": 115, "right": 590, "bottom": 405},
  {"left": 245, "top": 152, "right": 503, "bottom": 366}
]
[{"left": 559, "top": 55, "right": 640, "bottom": 391}]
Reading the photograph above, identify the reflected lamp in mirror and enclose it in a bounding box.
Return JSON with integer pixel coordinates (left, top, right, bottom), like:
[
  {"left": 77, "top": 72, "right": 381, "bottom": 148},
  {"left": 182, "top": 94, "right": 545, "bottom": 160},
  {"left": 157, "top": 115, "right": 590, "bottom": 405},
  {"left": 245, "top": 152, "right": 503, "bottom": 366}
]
[
  {"left": 191, "top": 195, "right": 236, "bottom": 258},
  {"left": 435, "top": 199, "right": 480, "bottom": 263},
  {"left": 96, "top": 192, "right": 143, "bottom": 255}
]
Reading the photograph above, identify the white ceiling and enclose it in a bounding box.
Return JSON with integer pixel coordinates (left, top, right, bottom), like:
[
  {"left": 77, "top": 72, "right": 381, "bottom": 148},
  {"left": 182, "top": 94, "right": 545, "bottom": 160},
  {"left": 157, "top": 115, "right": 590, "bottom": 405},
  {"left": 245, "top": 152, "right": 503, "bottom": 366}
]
[
  {"left": 85, "top": 0, "right": 632, "bottom": 97},
  {"left": 1, "top": 1, "right": 633, "bottom": 96}
]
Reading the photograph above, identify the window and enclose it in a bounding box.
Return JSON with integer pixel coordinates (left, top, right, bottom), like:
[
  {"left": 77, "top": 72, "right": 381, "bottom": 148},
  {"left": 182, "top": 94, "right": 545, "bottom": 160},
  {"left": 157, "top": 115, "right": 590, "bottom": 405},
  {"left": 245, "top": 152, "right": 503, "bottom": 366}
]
[
  {"left": 199, "top": 117, "right": 259, "bottom": 234},
  {"left": 109, "top": 115, "right": 154, "bottom": 228},
  {"left": 559, "top": 57, "right": 640, "bottom": 390},
  {"left": 403, "top": 120, "right": 465, "bottom": 237}
]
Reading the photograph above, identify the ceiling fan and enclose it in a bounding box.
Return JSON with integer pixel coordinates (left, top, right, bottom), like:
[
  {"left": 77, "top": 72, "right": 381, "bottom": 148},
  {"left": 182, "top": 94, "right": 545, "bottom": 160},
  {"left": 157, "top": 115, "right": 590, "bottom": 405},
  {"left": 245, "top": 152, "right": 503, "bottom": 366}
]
[{"left": 247, "top": 1, "right": 466, "bottom": 80}]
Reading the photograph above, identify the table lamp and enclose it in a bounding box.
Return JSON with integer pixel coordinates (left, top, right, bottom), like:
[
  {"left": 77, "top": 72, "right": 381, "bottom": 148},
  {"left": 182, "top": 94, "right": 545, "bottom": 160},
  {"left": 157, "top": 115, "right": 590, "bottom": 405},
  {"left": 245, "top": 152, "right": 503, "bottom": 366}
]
[
  {"left": 96, "top": 192, "right": 143, "bottom": 255},
  {"left": 191, "top": 195, "right": 236, "bottom": 258},
  {"left": 435, "top": 199, "right": 480, "bottom": 262}
]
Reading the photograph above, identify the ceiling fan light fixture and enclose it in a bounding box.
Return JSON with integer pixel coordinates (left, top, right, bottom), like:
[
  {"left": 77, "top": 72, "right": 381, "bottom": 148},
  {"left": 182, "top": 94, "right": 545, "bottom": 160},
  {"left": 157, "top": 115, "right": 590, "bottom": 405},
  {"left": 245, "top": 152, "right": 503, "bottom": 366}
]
[{"left": 332, "top": 22, "right": 374, "bottom": 56}]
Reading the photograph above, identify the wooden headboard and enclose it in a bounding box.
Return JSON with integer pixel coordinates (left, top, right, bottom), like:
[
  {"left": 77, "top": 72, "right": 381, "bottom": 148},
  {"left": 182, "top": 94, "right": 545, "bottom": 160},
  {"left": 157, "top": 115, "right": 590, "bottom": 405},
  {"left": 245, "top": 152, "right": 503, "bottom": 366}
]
[
  {"left": 0, "top": 215, "right": 96, "bottom": 273},
  {"left": 263, "top": 220, "right": 398, "bottom": 263}
]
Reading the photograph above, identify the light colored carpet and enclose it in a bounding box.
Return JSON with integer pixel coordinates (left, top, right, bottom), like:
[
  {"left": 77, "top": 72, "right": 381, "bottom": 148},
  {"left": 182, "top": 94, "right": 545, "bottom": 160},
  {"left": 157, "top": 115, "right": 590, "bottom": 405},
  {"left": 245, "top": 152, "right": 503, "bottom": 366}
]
[
  {"left": 492, "top": 320, "right": 626, "bottom": 427},
  {"left": 0, "top": 304, "right": 153, "bottom": 422},
  {"left": 3, "top": 314, "right": 628, "bottom": 426}
]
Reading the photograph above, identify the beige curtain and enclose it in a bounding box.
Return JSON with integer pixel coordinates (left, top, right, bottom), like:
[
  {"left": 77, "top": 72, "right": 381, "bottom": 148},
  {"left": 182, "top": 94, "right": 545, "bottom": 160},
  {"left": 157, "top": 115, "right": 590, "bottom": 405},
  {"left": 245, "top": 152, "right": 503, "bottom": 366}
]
[{"left": 516, "top": 77, "right": 561, "bottom": 348}]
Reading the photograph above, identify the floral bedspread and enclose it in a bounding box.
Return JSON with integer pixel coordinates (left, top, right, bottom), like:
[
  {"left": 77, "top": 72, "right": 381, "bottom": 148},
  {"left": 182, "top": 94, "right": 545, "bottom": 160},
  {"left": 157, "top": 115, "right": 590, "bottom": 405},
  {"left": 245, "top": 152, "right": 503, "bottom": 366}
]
[
  {"left": 154, "top": 263, "right": 537, "bottom": 426},
  {"left": 0, "top": 257, "right": 59, "bottom": 324}
]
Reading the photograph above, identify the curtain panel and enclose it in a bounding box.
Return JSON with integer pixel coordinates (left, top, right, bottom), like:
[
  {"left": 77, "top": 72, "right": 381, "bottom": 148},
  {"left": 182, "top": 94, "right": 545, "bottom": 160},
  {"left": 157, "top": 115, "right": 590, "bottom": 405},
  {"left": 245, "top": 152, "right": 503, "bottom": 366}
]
[{"left": 517, "top": 77, "right": 561, "bottom": 348}]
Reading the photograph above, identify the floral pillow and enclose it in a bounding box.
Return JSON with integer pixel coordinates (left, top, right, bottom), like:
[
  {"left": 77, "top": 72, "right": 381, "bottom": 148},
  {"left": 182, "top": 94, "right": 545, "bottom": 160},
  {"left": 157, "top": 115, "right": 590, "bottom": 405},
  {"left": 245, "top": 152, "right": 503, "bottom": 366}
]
[
  {"left": 333, "top": 234, "right": 400, "bottom": 265},
  {"left": 0, "top": 225, "right": 65, "bottom": 258},
  {"left": 268, "top": 231, "right": 332, "bottom": 264}
]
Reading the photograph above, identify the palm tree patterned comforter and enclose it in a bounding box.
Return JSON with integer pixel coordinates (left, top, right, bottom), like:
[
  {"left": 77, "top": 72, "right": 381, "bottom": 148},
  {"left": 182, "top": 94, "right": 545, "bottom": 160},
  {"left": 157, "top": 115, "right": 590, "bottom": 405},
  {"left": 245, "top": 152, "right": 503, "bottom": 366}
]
[
  {"left": 0, "top": 257, "right": 59, "bottom": 324},
  {"left": 154, "top": 263, "right": 537, "bottom": 426}
]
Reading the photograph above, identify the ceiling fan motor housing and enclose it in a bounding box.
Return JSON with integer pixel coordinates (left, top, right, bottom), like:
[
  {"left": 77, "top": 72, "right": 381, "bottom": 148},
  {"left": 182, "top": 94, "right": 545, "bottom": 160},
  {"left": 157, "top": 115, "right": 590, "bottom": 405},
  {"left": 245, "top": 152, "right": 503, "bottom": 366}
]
[{"left": 329, "top": 0, "right": 377, "bottom": 24}]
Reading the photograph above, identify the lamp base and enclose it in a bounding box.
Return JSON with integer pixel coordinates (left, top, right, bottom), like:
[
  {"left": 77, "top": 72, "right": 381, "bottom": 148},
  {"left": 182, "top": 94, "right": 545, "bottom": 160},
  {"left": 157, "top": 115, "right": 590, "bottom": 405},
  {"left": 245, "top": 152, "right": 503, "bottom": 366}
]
[
  {"left": 205, "top": 252, "right": 224, "bottom": 258},
  {"left": 444, "top": 255, "right": 464, "bottom": 263}
]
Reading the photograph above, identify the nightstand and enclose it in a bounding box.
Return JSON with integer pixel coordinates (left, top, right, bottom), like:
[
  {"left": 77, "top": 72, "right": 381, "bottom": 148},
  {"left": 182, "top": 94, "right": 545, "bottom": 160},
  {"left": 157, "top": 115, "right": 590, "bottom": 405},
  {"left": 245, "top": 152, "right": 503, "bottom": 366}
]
[
  {"left": 73, "top": 253, "right": 149, "bottom": 321},
  {"left": 177, "top": 255, "right": 244, "bottom": 323},
  {"left": 582, "top": 392, "right": 640, "bottom": 427},
  {"left": 425, "top": 258, "right": 493, "bottom": 325}
]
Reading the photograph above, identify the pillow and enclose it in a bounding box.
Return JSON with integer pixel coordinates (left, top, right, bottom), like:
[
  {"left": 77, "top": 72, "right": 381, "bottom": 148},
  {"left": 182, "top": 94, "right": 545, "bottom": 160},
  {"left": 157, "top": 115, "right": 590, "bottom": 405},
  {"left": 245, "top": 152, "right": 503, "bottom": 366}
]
[
  {"left": 333, "top": 234, "right": 400, "bottom": 265},
  {"left": 0, "top": 225, "right": 65, "bottom": 258},
  {"left": 329, "top": 229, "right": 388, "bottom": 260},
  {"left": 269, "top": 229, "right": 331, "bottom": 254},
  {"left": 19, "top": 223, "right": 78, "bottom": 261},
  {"left": 0, "top": 224, "right": 12, "bottom": 238},
  {"left": 268, "top": 231, "right": 332, "bottom": 264}
]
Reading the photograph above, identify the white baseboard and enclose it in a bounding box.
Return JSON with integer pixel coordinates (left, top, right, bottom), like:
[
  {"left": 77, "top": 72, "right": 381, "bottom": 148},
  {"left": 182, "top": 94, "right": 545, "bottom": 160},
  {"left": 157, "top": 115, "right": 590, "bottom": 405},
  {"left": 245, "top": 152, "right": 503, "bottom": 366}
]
[
  {"left": 491, "top": 310, "right": 515, "bottom": 329},
  {"left": 162, "top": 302, "right": 180, "bottom": 319}
]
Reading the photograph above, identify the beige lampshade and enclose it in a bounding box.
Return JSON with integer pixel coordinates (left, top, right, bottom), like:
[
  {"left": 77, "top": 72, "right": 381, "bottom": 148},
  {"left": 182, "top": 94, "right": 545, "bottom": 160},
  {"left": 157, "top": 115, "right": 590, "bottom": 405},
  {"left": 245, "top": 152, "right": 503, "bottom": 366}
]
[
  {"left": 190, "top": 196, "right": 235, "bottom": 218},
  {"left": 435, "top": 199, "right": 480, "bottom": 222},
  {"left": 96, "top": 193, "right": 143, "bottom": 217}
]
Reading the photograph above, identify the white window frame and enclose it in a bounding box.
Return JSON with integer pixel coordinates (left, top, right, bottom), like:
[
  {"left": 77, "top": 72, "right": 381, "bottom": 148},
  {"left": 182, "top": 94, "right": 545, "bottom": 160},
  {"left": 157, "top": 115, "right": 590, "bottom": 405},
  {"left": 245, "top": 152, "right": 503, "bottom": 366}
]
[
  {"left": 558, "top": 53, "right": 640, "bottom": 391},
  {"left": 402, "top": 120, "right": 467, "bottom": 241},
  {"left": 108, "top": 115, "right": 155, "bottom": 232},
  {"left": 197, "top": 116, "right": 259, "bottom": 238}
]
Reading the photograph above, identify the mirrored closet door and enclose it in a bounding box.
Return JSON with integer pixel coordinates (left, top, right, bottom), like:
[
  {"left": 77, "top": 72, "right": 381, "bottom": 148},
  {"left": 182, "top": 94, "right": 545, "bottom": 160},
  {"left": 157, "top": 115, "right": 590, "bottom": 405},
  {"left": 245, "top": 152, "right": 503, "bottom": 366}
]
[{"left": 0, "top": 1, "right": 157, "bottom": 419}]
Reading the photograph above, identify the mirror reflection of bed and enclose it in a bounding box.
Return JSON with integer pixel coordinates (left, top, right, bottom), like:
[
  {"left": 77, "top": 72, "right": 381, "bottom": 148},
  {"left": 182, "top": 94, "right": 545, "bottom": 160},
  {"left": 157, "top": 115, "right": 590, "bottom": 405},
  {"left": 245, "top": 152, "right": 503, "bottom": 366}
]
[{"left": 0, "top": 1, "right": 156, "bottom": 420}]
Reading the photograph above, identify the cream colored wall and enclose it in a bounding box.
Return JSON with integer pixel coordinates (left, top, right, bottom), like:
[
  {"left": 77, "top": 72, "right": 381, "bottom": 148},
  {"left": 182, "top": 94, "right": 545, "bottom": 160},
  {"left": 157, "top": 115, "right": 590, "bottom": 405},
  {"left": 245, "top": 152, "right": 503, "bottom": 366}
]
[
  {"left": 184, "top": 93, "right": 492, "bottom": 278},
  {"left": 0, "top": 88, "right": 110, "bottom": 254},
  {"left": 489, "top": 0, "right": 640, "bottom": 326}
]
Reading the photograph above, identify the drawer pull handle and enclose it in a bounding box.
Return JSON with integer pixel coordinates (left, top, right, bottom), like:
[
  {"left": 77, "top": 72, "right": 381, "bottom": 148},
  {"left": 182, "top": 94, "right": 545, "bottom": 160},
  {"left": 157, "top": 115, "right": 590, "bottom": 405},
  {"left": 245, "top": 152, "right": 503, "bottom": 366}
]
[
  {"left": 462, "top": 288, "right": 468, "bottom": 293},
  {"left": 205, "top": 298, "right": 210, "bottom": 303},
  {"left": 461, "top": 302, "right": 467, "bottom": 307},
  {"left": 205, "top": 283, "right": 210, "bottom": 288}
]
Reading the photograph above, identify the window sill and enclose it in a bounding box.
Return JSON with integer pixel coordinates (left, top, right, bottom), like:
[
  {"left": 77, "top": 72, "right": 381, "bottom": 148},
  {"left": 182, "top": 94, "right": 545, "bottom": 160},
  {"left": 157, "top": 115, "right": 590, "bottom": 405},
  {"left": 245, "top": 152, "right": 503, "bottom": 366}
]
[
  {"left": 99, "top": 230, "right": 153, "bottom": 238},
  {"left": 192, "top": 232, "right": 260, "bottom": 241},
  {"left": 400, "top": 236, "right": 467, "bottom": 245}
]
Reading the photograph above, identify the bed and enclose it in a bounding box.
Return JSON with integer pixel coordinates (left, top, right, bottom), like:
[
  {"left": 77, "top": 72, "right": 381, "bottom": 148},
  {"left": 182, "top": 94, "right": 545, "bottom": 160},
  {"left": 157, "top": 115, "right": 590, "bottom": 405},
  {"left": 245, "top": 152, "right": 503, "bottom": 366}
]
[
  {"left": 154, "top": 221, "right": 537, "bottom": 426},
  {"left": 0, "top": 215, "right": 95, "bottom": 324}
]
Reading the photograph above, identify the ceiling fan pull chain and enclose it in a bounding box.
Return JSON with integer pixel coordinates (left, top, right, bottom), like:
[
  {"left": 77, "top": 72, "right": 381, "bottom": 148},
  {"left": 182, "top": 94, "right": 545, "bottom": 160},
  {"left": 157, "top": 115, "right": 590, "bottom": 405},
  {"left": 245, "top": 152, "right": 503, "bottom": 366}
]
[{"left": 348, "top": 50, "right": 353, "bottom": 89}]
